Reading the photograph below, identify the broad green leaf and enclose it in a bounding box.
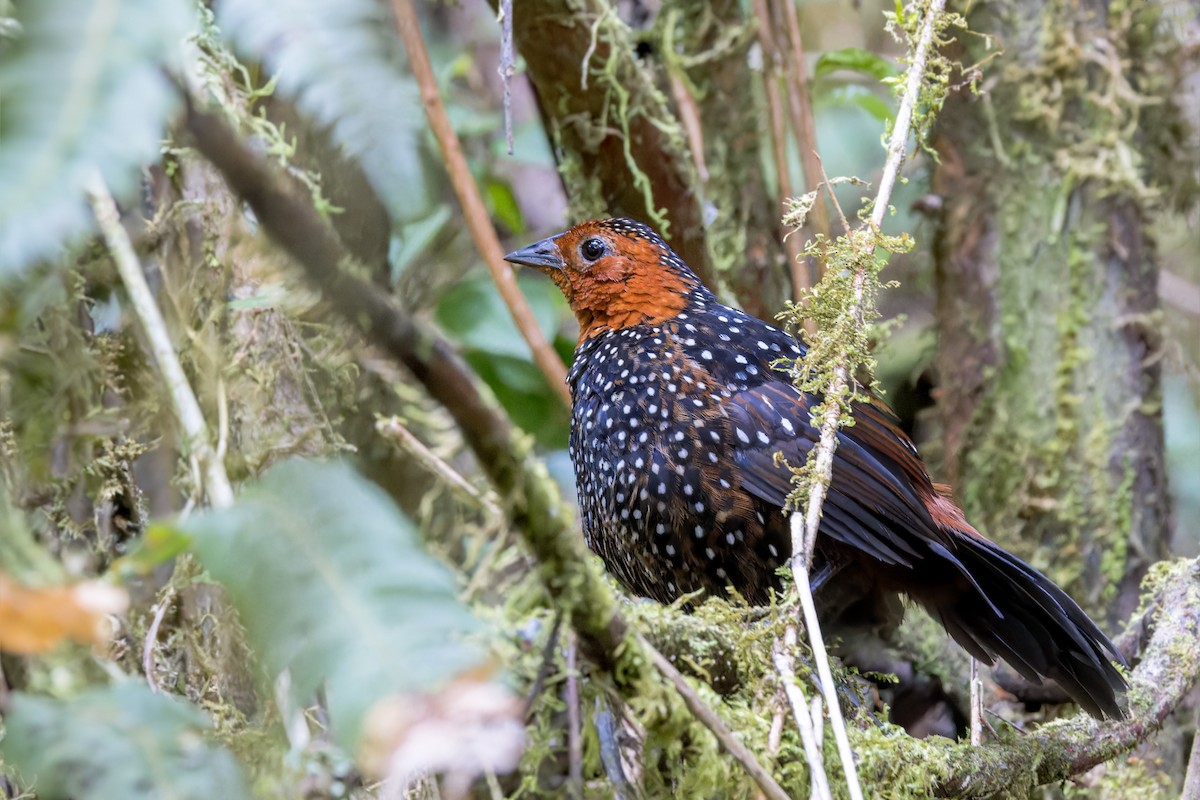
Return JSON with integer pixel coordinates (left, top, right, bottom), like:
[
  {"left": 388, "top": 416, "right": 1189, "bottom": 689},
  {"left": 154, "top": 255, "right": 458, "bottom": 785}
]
[
  {"left": 1, "top": 683, "right": 251, "bottom": 800},
  {"left": 436, "top": 273, "right": 565, "bottom": 361},
  {"left": 0, "top": 0, "right": 193, "bottom": 273},
  {"left": 216, "top": 0, "right": 429, "bottom": 224},
  {"left": 814, "top": 47, "right": 899, "bottom": 81},
  {"left": 183, "top": 459, "right": 488, "bottom": 750}
]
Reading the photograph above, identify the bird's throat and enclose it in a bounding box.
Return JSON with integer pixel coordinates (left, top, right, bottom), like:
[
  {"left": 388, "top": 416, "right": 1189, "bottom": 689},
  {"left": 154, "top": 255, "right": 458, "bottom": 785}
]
[{"left": 572, "top": 270, "right": 691, "bottom": 342}]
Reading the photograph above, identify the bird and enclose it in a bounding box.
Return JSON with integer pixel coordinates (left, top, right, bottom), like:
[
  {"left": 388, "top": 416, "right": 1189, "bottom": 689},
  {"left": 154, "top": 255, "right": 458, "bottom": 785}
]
[{"left": 504, "top": 217, "right": 1128, "bottom": 719}]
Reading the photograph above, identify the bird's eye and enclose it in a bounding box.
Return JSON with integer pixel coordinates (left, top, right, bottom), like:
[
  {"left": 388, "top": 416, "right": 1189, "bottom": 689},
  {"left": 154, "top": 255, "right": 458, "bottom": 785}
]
[{"left": 581, "top": 237, "right": 606, "bottom": 262}]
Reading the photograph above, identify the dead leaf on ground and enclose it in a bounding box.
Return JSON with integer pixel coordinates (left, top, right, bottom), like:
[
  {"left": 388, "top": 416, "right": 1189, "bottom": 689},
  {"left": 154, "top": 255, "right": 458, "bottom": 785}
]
[{"left": 0, "top": 573, "right": 129, "bottom": 654}]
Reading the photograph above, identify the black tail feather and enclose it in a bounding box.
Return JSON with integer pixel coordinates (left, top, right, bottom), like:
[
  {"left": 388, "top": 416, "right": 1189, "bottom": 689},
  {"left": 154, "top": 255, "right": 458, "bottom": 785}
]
[{"left": 919, "top": 532, "right": 1128, "bottom": 719}]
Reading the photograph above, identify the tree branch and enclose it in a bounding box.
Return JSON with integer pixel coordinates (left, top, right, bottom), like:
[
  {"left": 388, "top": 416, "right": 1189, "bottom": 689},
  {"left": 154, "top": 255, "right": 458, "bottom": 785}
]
[{"left": 928, "top": 558, "right": 1200, "bottom": 797}]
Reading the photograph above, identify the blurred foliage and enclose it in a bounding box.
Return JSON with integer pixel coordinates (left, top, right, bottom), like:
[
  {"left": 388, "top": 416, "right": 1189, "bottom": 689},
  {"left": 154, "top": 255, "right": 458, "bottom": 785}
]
[
  {"left": 182, "top": 459, "right": 491, "bottom": 751},
  {"left": 1165, "top": 375, "right": 1200, "bottom": 555},
  {"left": 0, "top": 0, "right": 193, "bottom": 272},
  {"left": 216, "top": 0, "right": 427, "bottom": 225},
  {"left": 1, "top": 682, "right": 252, "bottom": 800}
]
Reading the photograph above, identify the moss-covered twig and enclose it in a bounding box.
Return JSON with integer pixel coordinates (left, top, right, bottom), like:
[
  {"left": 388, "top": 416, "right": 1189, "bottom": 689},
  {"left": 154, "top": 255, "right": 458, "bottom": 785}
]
[
  {"left": 85, "top": 174, "right": 234, "bottom": 510},
  {"left": 389, "top": 0, "right": 570, "bottom": 407},
  {"left": 783, "top": 1, "right": 948, "bottom": 795}
]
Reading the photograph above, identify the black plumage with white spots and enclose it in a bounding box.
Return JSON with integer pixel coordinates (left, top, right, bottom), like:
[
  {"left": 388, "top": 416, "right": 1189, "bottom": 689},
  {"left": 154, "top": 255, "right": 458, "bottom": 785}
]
[
  {"left": 509, "top": 217, "right": 1127, "bottom": 719},
  {"left": 566, "top": 237, "right": 806, "bottom": 603}
]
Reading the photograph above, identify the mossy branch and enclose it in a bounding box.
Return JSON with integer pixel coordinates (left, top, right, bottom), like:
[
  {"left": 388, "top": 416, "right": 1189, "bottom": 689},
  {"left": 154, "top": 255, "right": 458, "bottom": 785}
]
[{"left": 921, "top": 558, "right": 1200, "bottom": 797}]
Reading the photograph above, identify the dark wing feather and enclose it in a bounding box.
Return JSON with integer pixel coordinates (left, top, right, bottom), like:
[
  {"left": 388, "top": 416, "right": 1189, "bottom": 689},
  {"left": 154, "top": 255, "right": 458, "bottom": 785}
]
[{"left": 725, "top": 381, "right": 931, "bottom": 566}]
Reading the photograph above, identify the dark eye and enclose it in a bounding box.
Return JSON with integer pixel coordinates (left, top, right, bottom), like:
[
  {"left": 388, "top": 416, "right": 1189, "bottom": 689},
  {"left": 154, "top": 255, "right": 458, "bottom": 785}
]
[{"left": 581, "top": 237, "right": 605, "bottom": 261}]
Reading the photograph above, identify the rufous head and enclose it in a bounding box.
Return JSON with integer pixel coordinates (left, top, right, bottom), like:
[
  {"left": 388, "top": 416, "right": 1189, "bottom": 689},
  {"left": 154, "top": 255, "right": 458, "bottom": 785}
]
[{"left": 503, "top": 218, "right": 704, "bottom": 342}]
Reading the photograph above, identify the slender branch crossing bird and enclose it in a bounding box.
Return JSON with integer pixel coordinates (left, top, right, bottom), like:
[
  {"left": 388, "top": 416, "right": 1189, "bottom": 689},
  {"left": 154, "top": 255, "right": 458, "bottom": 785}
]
[{"left": 504, "top": 217, "right": 1127, "bottom": 719}]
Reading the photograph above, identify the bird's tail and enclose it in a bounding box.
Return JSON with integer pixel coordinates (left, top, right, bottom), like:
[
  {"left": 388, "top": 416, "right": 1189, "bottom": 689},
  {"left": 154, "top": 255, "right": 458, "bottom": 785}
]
[{"left": 916, "top": 520, "right": 1128, "bottom": 719}]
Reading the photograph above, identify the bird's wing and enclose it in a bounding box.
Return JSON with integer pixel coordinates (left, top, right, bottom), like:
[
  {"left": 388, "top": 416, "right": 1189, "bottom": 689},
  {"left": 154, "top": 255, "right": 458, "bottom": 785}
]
[{"left": 722, "top": 380, "right": 945, "bottom": 568}]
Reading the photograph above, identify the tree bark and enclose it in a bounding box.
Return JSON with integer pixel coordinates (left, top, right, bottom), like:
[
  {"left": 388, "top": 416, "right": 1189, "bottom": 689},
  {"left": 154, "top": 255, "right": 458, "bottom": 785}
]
[
  {"left": 930, "top": 0, "right": 1176, "bottom": 628},
  {"left": 508, "top": 0, "right": 713, "bottom": 283}
]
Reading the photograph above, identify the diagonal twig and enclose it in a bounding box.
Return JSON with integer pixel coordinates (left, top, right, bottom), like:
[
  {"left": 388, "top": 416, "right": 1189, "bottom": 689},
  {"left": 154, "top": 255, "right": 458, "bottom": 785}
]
[
  {"left": 389, "top": 0, "right": 570, "bottom": 406},
  {"left": 86, "top": 174, "right": 234, "bottom": 511},
  {"left": 639, "top": 634, "right": 792, "bottom": 800}
]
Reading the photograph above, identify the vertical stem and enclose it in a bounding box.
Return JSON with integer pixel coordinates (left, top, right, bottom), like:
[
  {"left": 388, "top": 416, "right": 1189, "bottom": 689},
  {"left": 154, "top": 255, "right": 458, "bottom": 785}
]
[{"left": 751, "top": 0, "right": 810, "bottom": 302}]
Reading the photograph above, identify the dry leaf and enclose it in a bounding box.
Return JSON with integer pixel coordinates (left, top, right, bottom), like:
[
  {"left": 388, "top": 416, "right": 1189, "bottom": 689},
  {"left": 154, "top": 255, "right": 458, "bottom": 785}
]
[
  {"left": 359, "top": 674, "right": 525, "bottom": 799},
  {"left": 0, "top": 574, "right": 129, "bottom": 654}
]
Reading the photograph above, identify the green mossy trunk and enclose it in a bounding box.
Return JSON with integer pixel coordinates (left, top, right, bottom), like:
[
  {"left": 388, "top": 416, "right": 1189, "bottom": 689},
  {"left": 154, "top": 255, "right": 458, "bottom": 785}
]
[{"left": 930, "top": 0, "right": 1176, "bottom": 628}]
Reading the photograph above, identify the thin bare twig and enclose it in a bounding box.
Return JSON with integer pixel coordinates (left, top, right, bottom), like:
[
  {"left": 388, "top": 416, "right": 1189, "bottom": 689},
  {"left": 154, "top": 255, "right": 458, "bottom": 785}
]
[
  {"left": 390, "top": 0, "right": 570, "bottom": 406},
  {"left": 566, "top": 631, "right": 584, "bottom": 798},
  {"left": 789, "top": 515, "right": 863, "bottom": 800},
  {"left": 750, "top": 0, "right": 810, "bottom": 305},
  {"left": 639, "top": 634, "right": 791, "bottom": 800},
  {"left": 375, "top": 417, "right": 501, "bottom": 519},
  {"left": 776, "top": 0, "right": 829, "bottom": 241},
  {"left": 668, "top": 72, "right": 709, "bottom": 183},
  {"left": 142, "top": 588, "right": 174, "bottom": 693},
  {"left": 969, "top": 658, "right": 983, "bottom": 746},
  {"left": 772, "top": 627, "right": 833, "bottom": 800},
  {"left": 815, "top": 153, "right": 851, "bottom": 236},
  {"left": 86, "top": 174, "right": 234, "bottom": 510},
  {"left": 497, "top": 0, "right": 515, "bottom": 156}
]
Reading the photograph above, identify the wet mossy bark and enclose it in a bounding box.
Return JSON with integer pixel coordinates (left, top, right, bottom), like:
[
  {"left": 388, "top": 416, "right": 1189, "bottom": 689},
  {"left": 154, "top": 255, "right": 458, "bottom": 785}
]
[
  {"left": 666, "top": 0, "right": 792, "bottom": 318},
  {"left": 503, "top": 0, "right": 712, "bottom": 282},
  {"left": 929, "top": 0, "right": 1177, "bottom": 628}
]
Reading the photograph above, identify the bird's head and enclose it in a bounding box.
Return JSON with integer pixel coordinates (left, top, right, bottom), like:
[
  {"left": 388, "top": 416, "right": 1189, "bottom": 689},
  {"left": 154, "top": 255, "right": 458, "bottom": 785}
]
[{"left": 504, "top": 218, "right": 705, "bottom": 342}]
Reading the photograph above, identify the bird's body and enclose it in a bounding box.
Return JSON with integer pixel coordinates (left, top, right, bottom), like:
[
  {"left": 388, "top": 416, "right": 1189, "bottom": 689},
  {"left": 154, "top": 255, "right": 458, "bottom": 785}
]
[{"left": 506, "top": 217, "right": 1127, "bottom": 719}]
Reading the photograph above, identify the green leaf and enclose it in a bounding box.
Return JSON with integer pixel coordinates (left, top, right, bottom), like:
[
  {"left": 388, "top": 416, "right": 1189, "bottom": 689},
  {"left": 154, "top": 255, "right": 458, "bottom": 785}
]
[
  {"left": 814, "top": 48, "right": 899, "bottom": 81},
  {"left": 390, "top": 205, "right": 453, "bottom": 279},
  {"left": 436, "top": 273, "right": 565, "bottom": 361},
  {"left": 183, "top": 459, "right": 488, "bottom": 750},
  {"left": 216, "top": 0, "right": 430, "bottom": 223},
  {"left": 486, "top": 178, "right": 525, "bottom": 235},
  {"left": 111, "top": 521, "right": 192, "bottom": 577},
  {"left": 0, "top": 0, "right": 194, "bottom": 273},
  {"left": 819, "top": 84, "right": 895, "bottom": 123},
  {"left": 1, "top": 683, "right": 251, "bottom": 800}
]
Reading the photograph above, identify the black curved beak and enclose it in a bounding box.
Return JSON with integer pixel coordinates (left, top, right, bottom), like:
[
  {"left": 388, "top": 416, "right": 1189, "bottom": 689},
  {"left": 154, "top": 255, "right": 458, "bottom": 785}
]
[{"left": 503, "top": 236, "right": 565, "bottom": 272}]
